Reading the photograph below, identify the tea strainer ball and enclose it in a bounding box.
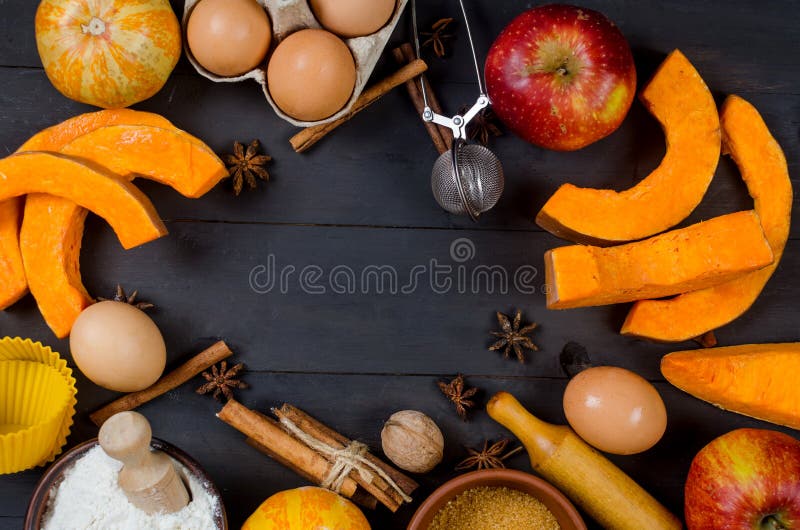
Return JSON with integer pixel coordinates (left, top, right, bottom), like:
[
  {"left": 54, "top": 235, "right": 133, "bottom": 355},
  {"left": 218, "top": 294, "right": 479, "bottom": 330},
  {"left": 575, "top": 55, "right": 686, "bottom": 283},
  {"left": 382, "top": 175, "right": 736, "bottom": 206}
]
[{"left": 431, "top": 140, "right": 504, "bottom": 220}]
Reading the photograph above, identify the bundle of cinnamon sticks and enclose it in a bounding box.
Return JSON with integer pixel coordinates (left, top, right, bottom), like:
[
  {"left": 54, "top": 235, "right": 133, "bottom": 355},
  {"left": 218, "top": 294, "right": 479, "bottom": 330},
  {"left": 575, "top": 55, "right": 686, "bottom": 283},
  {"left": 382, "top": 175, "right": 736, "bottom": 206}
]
[{"left": 218, "top": 400, "right": 417, "bottom": 512}]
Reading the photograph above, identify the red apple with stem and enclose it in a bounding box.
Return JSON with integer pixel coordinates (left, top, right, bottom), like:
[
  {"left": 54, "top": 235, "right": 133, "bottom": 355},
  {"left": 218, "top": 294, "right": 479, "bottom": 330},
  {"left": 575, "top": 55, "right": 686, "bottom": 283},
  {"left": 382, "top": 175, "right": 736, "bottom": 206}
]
[
  {"left": 685, "top": 428, "right": 800, "bottom": 530},
  {"left": 485, "top": 4, "right": 636, "bottom": 151}
]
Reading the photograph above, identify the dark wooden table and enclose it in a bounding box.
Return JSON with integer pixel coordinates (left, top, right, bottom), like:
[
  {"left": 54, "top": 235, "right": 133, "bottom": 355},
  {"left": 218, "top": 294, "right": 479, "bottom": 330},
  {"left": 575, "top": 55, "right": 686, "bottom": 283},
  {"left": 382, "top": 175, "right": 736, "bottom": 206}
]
[{"left": 1, "top": 1, "right": 798, "bottom": 528}]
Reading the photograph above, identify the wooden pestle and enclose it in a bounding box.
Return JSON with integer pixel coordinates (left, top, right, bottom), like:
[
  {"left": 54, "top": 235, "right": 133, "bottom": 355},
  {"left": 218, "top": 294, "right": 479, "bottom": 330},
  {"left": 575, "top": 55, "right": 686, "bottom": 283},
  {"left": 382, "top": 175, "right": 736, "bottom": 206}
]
[
  {"left": 487, "top": 392, "right": 681, "bottom": 530},
  {"left": 99, "top": 411, "right": 190, "bottom": 515}
]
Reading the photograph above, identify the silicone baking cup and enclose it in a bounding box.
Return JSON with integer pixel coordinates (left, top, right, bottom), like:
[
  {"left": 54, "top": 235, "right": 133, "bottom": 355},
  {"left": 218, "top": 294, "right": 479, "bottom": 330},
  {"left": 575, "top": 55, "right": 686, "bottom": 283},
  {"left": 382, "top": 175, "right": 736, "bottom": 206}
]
[{"left": 0, "top": 337, "right": 77, "bottom": 474}]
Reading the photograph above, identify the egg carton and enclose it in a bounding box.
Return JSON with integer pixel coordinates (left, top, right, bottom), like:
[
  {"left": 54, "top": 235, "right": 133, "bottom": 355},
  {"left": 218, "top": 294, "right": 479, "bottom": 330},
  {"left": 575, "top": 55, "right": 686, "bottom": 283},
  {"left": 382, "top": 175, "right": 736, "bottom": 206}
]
[{"left": 182, "top": 0, "right": 408, "bottom": 127}]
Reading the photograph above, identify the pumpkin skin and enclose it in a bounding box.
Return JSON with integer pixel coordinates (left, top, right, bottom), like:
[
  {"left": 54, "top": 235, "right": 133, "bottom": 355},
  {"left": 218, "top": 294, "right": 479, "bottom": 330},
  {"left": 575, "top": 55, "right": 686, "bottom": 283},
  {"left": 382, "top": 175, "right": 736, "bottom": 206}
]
[
  {"left": 35, "top": 0, "right": 181, "bottom": 108},
  {"left": 243, "top": 487, "right": 371, "bottom": 530},
  {"left": 621, "top": 96, "right": 793, "bottom": 341}
]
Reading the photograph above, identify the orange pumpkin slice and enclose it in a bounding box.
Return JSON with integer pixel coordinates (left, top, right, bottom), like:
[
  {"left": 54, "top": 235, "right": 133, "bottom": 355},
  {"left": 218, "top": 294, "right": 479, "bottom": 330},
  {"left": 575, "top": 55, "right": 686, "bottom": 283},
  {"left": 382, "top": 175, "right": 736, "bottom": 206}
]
[
  {"left": 0, "top": 109, "right": 189, "bottom": 311},
  {"left": 544, "top": 210, "right": 774, "bottom": 310},
  {"left": 59, "top": 125, "right": 228, "bottom": 198},
  {"left": 661, "top": 343, "right": 800, "bottom": 429},
  {"left": 21, "top": 126, "right": 225, "bottom": 337},
  {"left": 0, "top": 152, "right": 166, "bottom": 248},
  {"left": 0, "top": 198, "right": 27, "bottom": 309},
  {"left": 19, "top": 109, "right": 175, "bottom": 151},
  {"left": 536, "top": 50, "right": 721, "bottom": 245},
  {"left": 20, "top": 195, "right": 91, "bottom": 338},
  {"left": 11, "top": 110, "right": 225, "bottom": 337},
  {"left": 621, "top": 96, "right": 792, "bottom": 341}
]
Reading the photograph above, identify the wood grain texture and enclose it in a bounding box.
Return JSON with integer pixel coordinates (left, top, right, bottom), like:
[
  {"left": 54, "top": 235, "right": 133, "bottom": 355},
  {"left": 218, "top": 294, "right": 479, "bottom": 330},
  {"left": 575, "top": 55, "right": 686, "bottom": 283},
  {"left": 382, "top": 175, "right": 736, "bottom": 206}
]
[{"left": 0, "top": 1, "right": 799, "bottom": 529}]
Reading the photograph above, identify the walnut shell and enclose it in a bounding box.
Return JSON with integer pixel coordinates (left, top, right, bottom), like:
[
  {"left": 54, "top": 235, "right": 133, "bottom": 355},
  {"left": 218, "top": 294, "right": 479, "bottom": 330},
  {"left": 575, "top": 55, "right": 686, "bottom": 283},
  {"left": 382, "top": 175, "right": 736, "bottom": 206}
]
[{"left": 381, "top": 410, "right": 444, "bottom": 474}]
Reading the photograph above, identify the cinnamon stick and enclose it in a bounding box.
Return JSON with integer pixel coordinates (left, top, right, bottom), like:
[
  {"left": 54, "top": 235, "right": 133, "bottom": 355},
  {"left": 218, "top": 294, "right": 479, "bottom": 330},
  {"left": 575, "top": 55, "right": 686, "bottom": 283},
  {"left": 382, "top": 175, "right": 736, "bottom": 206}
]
[
  {"left": 245, "top": 437, "right": 379, "bottom": 511},
  {"left": 396, "top": 43, "right": 453, "bottom": 153},
  {"left": 90, "top": 341, "right": 233, "bottom": 426},
  {"left": 273, "top": 406, "right": 402, "bottom": 512},
  {"left": 218, "top": 400, "right": 359, "bottom": 499},
  {"left": 276, "top": 404, "right": 418, "bottom": 498},
  {"left": 391, "top": 47, "right": 448, "bottom": 155},
  {"left": 290, "top": 59, "right": 428, "bottom": 153}
]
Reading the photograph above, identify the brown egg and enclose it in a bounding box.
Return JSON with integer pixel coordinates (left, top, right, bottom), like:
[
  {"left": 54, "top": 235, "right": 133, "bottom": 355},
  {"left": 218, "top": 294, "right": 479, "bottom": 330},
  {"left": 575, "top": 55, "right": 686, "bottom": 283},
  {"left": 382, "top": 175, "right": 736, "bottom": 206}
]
[
  {"left": 563, "top": 366, "right": 667, "bottom": 455},
  {"left": 310, "top": 0, "right": 396, "bottom": 38},
  {"left": 187, "top": 0, "right": 272, "bottom": 77},
  {"left": 70, "top": 301, "right": 166, "bottom": 392},
  {"left": 267, "top": 29, "right": 356, "bottom": 122}
]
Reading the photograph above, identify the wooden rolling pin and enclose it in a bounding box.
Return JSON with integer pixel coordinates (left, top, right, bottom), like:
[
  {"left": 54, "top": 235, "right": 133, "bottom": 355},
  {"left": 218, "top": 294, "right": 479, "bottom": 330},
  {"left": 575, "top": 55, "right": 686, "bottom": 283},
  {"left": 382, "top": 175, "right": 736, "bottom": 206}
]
[
  {"left": 99, "top": 411, "right": 190, "bottom": 515},
  {"left": 487, "top": 392, "right": 681, "bottom": 530}
]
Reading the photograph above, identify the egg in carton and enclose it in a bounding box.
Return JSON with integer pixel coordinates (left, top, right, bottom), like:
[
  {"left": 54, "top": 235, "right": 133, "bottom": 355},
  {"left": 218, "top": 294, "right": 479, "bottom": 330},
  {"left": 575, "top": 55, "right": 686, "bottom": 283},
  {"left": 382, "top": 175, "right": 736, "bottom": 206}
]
[{"left": 182, "top": 0, "right": 408, "bottom": 127}]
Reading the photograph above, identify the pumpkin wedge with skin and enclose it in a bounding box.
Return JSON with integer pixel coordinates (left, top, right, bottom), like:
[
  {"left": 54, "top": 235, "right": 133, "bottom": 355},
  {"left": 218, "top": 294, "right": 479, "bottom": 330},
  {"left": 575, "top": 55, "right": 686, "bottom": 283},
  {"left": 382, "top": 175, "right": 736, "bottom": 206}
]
[
  {"left": 58, "top": 125, "right": 228, "bottom": 198},
  {"left": 0, "top": 198, "right": 26, "bottom": 309},
  {"left": 0, "top": 152, "right": 166, "bottom": 248},
  {"left": 19, "top": 109, "right": 175, "bottom": 150},
  {"left": 536, "top": 50, "right": 721, "bottom": 245},
  {"left": 661, "top": 343, "right": 800, "bottom": 429},
  {"left": 20, "top": 195, "right": 90, "bottom": 338},
  {"left": 622, "top": 96, "right": 792, "bottom": 341},
  {"left": 15, "top": 113, "right": 226, "bottom": 337},
  {"left": 0, "top": 109, "right": 210, "bottom": 313},
  {"left": 544, "top": 210, "right": 773, "bottom": 309}
]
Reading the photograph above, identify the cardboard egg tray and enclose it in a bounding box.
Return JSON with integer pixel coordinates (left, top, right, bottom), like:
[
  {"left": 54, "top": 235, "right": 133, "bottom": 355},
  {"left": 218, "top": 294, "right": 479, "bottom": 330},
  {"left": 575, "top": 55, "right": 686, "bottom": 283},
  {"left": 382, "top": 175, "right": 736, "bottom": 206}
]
[{"left": 182, "top": 0, "right": 408, "bottom": 127}]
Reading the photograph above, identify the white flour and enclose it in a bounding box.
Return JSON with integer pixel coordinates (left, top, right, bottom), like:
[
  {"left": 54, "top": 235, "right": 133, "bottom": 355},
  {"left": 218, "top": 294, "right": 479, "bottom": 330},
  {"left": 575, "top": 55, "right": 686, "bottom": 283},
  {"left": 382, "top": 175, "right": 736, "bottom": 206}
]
[{"left": 41, "top": 445, "right": 220, "bottom": 530}]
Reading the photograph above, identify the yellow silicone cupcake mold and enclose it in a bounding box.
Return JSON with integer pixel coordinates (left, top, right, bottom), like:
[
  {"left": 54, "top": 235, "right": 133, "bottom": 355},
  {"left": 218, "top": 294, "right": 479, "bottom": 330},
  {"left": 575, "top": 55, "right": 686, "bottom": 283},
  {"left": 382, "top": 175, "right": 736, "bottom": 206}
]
[{"left": 0, "top": 337, "right": 77, "bottom": 474}]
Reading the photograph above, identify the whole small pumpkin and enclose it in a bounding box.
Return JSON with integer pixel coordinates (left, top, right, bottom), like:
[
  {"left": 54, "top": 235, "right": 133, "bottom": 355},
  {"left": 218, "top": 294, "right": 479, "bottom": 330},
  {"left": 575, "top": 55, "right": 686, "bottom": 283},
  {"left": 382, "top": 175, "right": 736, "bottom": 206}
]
[
  {"left": 242, "top": 487, "right": 371, "bottom": 530},
  {"left": 35, "top": 0, "right": 181, "bottom": 108}
]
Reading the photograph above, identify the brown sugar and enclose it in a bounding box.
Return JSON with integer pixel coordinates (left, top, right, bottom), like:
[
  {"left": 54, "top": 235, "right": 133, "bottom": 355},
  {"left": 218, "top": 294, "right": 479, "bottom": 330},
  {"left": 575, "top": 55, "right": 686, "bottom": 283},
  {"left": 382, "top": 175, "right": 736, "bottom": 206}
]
[{"left": 427, "top": 486, "right": 561, "bottom": 530}]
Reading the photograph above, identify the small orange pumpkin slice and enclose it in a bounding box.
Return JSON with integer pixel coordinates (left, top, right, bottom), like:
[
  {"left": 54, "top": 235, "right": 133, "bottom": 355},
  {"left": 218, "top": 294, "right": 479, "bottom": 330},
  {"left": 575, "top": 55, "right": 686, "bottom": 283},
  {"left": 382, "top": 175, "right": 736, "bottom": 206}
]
[
  {"left": 0, "top": 198, "right": 27, "bottom": 309},
  {"left": 0, "top": 152, "right": 166, "bottom": 248},
  {"left": 19, "top": 109, "right": 176, "bottom": 151},
  {"left": 60, "top": 125, "right": 228, "bottom": 198},
  {"left": 0, "top": 109, "right": 188, "bottom": 311},
  {"left": 621, "top": 96, "right": 792, "bottom": 341},
  {"left": 20, "top": 194, "right": 91, "bottom": 338},
  {"left": 544, "top": 210, "right": 774, "bottom": 310},
  {"left": 12, "top": 110, "right": 225, "bottom": 337},
  {"left": 661, "top": 343, "right": 800, "bottom": 429},
  {"left": 536, "top": 50, "right": 721, "bottom": 245}
]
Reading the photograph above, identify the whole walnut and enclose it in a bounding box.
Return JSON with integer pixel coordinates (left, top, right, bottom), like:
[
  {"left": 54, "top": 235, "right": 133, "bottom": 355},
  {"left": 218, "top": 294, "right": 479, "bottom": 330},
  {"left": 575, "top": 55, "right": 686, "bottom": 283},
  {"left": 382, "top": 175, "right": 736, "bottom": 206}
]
[{"left": 381, "top": 410, "right": 444, "bottom": 474}]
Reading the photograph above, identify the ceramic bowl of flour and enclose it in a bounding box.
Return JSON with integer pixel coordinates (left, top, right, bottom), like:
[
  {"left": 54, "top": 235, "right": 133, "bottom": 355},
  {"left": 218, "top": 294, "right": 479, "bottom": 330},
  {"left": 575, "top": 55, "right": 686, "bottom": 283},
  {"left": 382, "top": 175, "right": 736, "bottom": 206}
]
[{"left": 24, "top": 438, "right": 227, "bottom": 529}]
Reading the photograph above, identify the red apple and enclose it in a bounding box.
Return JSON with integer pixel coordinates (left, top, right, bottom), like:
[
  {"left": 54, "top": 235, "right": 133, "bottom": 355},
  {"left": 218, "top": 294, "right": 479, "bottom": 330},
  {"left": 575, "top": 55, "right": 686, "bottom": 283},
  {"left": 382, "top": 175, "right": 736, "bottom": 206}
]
[
  {"left": 484, "top": 4, "right": 636, "bottom": 151},
  {"left": 685, "top": 428, "right": 800, "bottom": 530}
]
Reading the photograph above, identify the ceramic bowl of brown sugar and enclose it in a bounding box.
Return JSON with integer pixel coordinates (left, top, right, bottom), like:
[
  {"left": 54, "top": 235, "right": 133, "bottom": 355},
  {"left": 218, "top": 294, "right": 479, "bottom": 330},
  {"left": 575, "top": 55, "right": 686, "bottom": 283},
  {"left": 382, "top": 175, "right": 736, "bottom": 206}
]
[{"left": 407, "top": 469, "right": 586, "bottom": 530}]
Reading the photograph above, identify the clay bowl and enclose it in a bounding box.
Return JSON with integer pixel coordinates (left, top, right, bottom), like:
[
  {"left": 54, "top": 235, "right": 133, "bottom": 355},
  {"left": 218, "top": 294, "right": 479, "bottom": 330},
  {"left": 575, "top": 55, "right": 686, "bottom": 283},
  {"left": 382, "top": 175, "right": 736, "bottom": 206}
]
[
  {"left": 407, "top": 469, "right": 587, "bottom": 530},
  {"left": 24, "top": 438, "right": 227, "bottom": 530}
]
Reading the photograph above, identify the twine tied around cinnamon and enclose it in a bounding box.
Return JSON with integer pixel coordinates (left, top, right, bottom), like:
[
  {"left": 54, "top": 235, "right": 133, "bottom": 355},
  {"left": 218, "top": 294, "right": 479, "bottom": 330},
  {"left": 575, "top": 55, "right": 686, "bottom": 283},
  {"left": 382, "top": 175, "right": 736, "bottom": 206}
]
[{"left": 279, "top": 416, "right": 413, "bottom": 503}]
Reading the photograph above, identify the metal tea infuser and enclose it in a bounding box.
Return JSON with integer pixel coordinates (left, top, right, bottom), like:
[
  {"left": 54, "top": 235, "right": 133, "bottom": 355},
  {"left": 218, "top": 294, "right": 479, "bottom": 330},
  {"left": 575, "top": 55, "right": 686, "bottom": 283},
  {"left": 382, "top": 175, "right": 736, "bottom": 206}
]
[{"left": 412, "top": 0, "right": 504, "bottom": 221}]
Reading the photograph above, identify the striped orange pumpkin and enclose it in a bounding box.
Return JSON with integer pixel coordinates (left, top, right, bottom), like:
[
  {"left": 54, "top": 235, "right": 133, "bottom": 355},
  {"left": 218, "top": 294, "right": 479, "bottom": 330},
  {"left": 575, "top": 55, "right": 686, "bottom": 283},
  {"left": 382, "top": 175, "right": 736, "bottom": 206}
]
[
  {"left": 35, "top": 0, "right": 181, "bottom": 108},
  {"left": 243, "top": 487, "right": 371, "bottom": 530}
]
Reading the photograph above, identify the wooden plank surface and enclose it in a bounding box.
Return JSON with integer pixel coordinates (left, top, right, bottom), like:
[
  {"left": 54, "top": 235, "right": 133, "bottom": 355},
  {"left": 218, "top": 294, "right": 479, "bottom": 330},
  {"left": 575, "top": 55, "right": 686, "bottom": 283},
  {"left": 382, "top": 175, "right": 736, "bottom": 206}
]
[{"left": 1, "top": 0, "right": 799, "bottom": 529}]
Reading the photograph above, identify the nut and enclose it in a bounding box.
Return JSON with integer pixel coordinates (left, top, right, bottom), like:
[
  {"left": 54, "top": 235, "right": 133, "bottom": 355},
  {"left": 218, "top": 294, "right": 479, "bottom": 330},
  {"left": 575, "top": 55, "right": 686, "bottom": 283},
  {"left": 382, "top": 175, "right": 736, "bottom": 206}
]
[{"left": 381, "top": 410, "right": 444, "bottom": 474}]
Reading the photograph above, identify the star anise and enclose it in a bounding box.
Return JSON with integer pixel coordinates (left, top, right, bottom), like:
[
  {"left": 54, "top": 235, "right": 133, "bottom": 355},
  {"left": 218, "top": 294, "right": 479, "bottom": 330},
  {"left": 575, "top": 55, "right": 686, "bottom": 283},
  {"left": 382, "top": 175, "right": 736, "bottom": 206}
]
[
  {"left": 196, "top": 361, "right": 249, "bottom": 402},
  {"left": 455, "top": 439, "right": 524, "bottom": 471},
  {"left": 225, "top": 140, "right": 271, "bottom": 196},
  {"left": 438, "top": 374, "right": 479, "bottom": 421},
  {"left": 97, "top": 284, "right": 154, "bottom": 311},
  {"left": 489, "top": 310, "right": 539, "bottom": 363},
  {"left": 459, "top": 106, "right": 503, "bottom": 146},
  {"left": 421, "top": 18, "right": 455, "bottom": 58}
]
